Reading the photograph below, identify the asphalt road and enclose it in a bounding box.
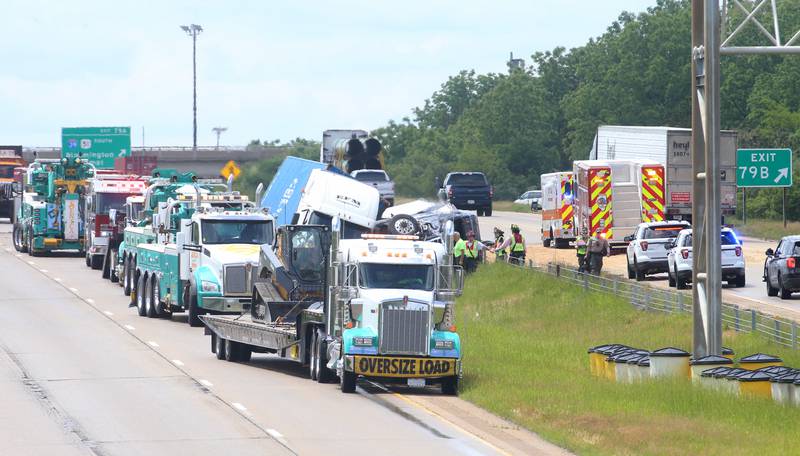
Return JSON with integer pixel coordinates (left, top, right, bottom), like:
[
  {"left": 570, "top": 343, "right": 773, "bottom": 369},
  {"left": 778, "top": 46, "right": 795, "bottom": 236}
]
[
  {"left": 478, "top": 211, "right": 800, "bottom": 322},
  {"left": 0, "top": 223, "right": 566, "bottom": 456}
]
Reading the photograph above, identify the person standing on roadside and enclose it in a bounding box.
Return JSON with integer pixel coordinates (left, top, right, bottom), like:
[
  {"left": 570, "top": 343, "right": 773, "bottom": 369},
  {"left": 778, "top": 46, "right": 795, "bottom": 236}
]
[
  {"left": 462, "top": 231, "right": 487, "bottom": 273},
  {"left": 492, "top": 227, "right": 507, "bottom": 263},
  {"left": 576, "top": 229, "right": 588, "bottom": 272},
  {"left": 452, "top": 231, "right": 466, "bottom": 267},
  {"left": 508, "top": 224, "right": 526, "bottom": 265},
  {"left": 587, "top": 231, "right": 610, "bottom": 275}
]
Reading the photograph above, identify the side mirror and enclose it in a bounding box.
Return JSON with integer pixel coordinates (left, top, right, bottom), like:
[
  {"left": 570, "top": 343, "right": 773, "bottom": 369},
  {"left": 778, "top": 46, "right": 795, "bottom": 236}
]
[
  {"left": 623, "top": 234, "right": 633, "bottom": 242},
  {"left": 766, "top": 248, "right": 774, "bottom": 257},
  {"left": 665, "top": 242, "right": 675, "bottom": 250}
]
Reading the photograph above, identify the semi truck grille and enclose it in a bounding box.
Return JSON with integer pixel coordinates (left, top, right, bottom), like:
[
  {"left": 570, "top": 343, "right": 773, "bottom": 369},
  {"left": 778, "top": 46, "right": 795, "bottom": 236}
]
[
  {"left": 379, "top": 300, "right": 430, "bottom": 356},
  {"left": 224, "top": 264, "right": 251, "bottom": 296}
]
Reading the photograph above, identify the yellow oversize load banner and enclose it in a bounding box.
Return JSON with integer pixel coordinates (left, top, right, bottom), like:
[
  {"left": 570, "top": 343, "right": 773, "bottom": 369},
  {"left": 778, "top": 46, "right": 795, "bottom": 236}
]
[{"left": 354, "top": 356, "right": 457, "bottom": 378}]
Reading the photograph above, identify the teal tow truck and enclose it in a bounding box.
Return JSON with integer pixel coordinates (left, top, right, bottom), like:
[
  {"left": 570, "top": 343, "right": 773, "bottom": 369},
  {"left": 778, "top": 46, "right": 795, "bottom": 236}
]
[
  {"left": 13, "top": 157, "right": 95, "bottom": 255},
  {"left": 120, "top": 174, "right": 275, "bottom": 326}
]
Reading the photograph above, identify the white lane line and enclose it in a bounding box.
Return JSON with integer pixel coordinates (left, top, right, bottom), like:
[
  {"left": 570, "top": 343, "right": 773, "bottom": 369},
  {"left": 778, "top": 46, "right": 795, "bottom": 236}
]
[
  {"left": 147, "top": 341, "right": 159, "bottom": 347},
  {"left": 123, "top": 324, "right": 135, "bottom": 331},
  {"left": 232, "top": 402, "right": 248, "bottom": 412},
  {"left": 54, "top": 278, "right": 62, "bottom": 282},
  {"left": 27, "top": 261, "right": 35, "bottom": 265},
  {"left": 199, "top": 379, "right": 213, "bottom": 388},
  {"left": 103, "top": 310, "right": 113, "bottom": 316},
  {"left": 86, "top": 298, "right": 95, "bottom": 304},
  {"left": 39, "top": 269, "right": 48, "bottom": 273},
  {"left": 171, "top": 359, "right": 184, "bottom": 366},
  {"left": 15, "top": 254, "right": 21, "bottom": 258},
  {"left": 69, "top": 287, "right": 78, "bottom": 293},
  {"left": 267, "top": 428, "right": 289, "bottom": 446}
]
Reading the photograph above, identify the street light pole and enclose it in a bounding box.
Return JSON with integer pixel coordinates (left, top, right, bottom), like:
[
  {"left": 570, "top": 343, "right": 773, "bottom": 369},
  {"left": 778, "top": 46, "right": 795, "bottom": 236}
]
[
  {"left": 180, "top": 24, "right": 203, "bottom": 156},
  {"left": 212, "top": 127, "right": 228, "bottom": 150}
]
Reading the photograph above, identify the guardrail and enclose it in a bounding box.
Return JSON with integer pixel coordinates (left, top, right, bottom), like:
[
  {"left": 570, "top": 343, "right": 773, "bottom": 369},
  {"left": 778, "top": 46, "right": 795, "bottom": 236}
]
[{"left": 510, "top": 260, "right": 800, "bottom": 350}]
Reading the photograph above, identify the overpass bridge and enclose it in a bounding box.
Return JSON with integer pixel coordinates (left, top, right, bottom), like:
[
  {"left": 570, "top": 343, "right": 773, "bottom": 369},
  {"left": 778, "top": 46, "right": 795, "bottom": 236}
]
[{"left": 22, "top": 146, "right": 287, "bottom": 177}]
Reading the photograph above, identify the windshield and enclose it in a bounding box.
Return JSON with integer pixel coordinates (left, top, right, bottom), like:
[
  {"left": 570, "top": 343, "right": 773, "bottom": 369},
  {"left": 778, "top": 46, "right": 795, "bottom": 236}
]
[
  {"left": 309, "top": 211, "right": 369, "bottom": 239},
  {"left": 128, "top": 202, "right": 144, "bottom": 222},
  {"left": 446, "top": 173, "right": 487, "bottom": 187},
  {"left": 201, "top": 220, "right": 274, "bottom": 245},
  {"left": 290, "top": 229, "right": 325, "bottom": 282},
  {"left": 96, "top": 193, "right": 129, "bottom": 214},
  {"left": 354, "top": 171, "right": 387, "bottom": 182},
  {"left": 684, "top": 232, "right": 739, "bottom": 247},
  {"left": 359, "top": 263, "right": 434, "bottom": 291},
  {"left": 643, "top": 226, "right": 686, "bottom": 240},
  {"left": 0, "top": 166, "right": 15, "bottom": 179}
]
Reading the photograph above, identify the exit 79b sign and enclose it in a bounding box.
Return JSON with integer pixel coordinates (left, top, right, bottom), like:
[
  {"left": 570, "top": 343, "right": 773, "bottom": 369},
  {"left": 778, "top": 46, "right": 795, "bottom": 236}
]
[{"left": 736, "top": 148, "right": 793, "bottom": 188}]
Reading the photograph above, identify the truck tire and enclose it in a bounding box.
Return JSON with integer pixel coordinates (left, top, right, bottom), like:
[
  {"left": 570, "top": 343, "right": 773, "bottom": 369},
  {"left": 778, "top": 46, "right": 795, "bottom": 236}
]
[
  {"left": 340, "top": 370, "right": 357, "bottom": 393},
  {"left": 627, "top": 260, "right": 635, "bottom": 279},
  {"left": 668, "top": 271, "right": 676, "bottom": 287},
  {"left": 315, "top": 329, "right": 335, "bottom": 383},
  {"left": 441, "top": 376, "right": 459, "bottom": 396},
  {"left": 779, "top": 273, "right": 792, "bottom": 300},
  {"left": 102, "top": 251, "right": 111, "bottom": 279},
  {"left": 224, "top": 339, "right": 239, "bottom": 362},
  {"left": 13, "top": 223, "right": 27, "bottom": 253},
  {"left": 90, "top": 254, "right": 103, "bottom": 270},
  {"left": 123, "top": 256, "right": 132, "bottom": 296},
  {"left": 543, "top": 238, "right": 551, "bottom": 248},
  {"left": 146, "top": 275, "right": 157, "bottom": 318},
  {"left": 109, "top": 250, "right": 119, "bottom": 283},
  {"left": 187, "top": 285, "right": 203, "bottom": 327},
  {"left": 735, "top": 274, "right": 746, "bottom": 288},
  {"left": 484, "top": 207, "right": 492, "bottom": 217},
  {"left": 215, "top": 334, "right": 226, "bottom": 360},
  {"left": 136, "top": 273, "right": 147, "bottom": 316},
  {"left": 28, "top": 229, "right": 40, "bottom": 257},
  {"left": 387, "top": 214, "right": 421, "bottom": 236},
  {"left": 86, "top": 253, "right": 91, "bottom": 267},
  {"left": 675, "top": 266, "right": 688, "bottom": 290},
  {"left": 476, "top": 208, "right": 484, "bottom": 217}
]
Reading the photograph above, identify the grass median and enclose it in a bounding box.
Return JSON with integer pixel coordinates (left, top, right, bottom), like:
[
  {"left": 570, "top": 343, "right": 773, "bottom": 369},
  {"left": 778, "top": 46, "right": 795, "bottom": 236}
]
[
  {"left": 458, "top": 263, "right": 800, "bottom": 455},
  {"left": 727, "top": 215, "right": 800, "bottom": 242}
]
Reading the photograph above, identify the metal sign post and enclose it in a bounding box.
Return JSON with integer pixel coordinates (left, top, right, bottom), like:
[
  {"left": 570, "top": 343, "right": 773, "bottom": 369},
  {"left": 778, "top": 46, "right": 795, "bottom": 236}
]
[{"left": 691, "top": 0, "right": 799, "bottom": 357}]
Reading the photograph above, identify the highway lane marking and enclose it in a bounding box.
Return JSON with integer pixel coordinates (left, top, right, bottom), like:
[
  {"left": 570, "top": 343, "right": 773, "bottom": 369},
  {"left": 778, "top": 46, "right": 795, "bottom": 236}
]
[
  {"left": 147, "top": 341, "right": 159, "bottom": 347},
  {"left": 199, "top": 379, "right": 213, "bottom": 387},
  {"left": 54, "top": 278, "right": 62, "bottom": 282},
  {"left": 103, "top": 311, "right": 113, "bottom": 316},
  {"left": 365, "top": 380, "right": 512, "bottom": 456},
  {"left": 27, "top": 260, "right": 35, "bottom": 265},
  {"left": 86, "top": 298, "right": 95, "bottom": 304},
  {"left": 171, "top": 359, "right": 184, "bottom": 366},
  {"left": 123, "top": 324, "right": 135, "bottom": 331},
  {"left": 69, "top": 287, "right": 78, "bottom": 293},
  {"left": 232, "top": 402, "right": 248, "bottom": 412},
  {"left": 267, "top": 428, "right": 290, "bottom": 446},
  {"left": 39, "top": 269, "right": 48, "bottom": 273},
  {"left": 15, "top": 254, "right": 21, "bottom": 257}
]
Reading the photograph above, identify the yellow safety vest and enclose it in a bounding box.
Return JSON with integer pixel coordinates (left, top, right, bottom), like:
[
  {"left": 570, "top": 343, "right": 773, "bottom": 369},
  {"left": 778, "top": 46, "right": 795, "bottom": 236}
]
[
  {"left": 465, "top": 241, "right": 479, "bottom": 258},
  {"left": 510, "top": 235, "right": 525, "bottom": 252}
]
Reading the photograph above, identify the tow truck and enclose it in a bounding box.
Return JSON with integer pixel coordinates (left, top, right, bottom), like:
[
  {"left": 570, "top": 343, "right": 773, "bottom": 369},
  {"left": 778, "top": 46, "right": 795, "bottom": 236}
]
[
  {"left": 13, "top": 157, "right": 95, "bottom": 255},
  {"left": 84, "top": 172, "right": 147, "bottom": 270},
  {"left": 123, "top": 177, "right": 275, "bottom": 326},
  {"left": 200, "top": 220, "right": 464, "bottom": 395}
]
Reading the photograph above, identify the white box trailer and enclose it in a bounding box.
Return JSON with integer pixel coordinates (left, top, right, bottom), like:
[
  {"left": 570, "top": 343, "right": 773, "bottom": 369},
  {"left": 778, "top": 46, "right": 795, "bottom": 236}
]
[
  {"left": 589, "top": 125, "right": 738, "bottom": 222},
  {"left": 540, "top": 171, "right": 575, "bottom": 248}
]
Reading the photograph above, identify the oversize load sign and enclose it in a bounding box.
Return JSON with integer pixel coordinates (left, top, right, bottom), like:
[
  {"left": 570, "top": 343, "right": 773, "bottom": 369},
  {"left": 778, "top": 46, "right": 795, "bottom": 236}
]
[
  {"left": 354, "top": 356, "right": 457, "bottom": 378},
  {"left": 736, "top": 148, "right": 793, "bottom": 188},
  {"left": 61, "top": 127, "right": 131, "bottom": 169}
]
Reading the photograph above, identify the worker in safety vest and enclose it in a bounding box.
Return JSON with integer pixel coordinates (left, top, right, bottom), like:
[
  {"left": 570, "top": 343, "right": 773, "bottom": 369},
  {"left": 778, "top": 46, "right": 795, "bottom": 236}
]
[
  {"left": 586, "top": 231, "right": 610, "bottom": 275},
  {"left": 452, "top": 231, "right": 466, "bottom": 266},
  {"left": 462, "top": 230, "right": 487, "bottom": 273},
  {"left": 576, "top": 229, "right": 588, "bottom": 272},
  {"left": 492, "top": 227, "right": 507, "bottom": 263},
  {"left": 508, "top": 224, "right": 526, "bottom": 265}
]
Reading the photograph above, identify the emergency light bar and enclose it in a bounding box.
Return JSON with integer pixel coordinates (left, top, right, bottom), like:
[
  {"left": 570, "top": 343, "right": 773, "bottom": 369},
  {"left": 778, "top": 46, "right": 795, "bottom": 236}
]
[
  {"left": 177, "top": 194, "right": 249, "bottom": 201},
  {"left": 361, "top": 234, "right": 420, "bottom": 241}
]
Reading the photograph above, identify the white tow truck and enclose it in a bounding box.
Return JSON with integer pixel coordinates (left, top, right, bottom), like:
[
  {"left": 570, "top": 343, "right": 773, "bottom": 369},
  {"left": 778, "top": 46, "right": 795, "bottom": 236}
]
[{"left": 200, "top": 220, "right": 465, "bottom": 395}]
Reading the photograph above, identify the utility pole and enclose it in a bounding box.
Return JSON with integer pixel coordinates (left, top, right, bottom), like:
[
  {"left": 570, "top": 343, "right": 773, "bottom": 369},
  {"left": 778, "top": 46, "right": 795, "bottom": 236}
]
[
  {"left": 212, "top": 127, "right": 228, "bottom": 150},
  {"left": 180, "top": 24, "right": 203, "bottom": 157},
  {"left": 691, "top": 0, "right": 799, "bottom": 357}
]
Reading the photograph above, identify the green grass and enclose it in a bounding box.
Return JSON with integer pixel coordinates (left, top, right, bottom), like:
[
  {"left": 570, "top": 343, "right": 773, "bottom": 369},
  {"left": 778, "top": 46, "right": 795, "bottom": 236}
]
[
  {"left": 458, "top": 263, "right": 800, "bottom": 455},
  {"left": 727, "top": 215, "right": 800, "bottom": 241}
]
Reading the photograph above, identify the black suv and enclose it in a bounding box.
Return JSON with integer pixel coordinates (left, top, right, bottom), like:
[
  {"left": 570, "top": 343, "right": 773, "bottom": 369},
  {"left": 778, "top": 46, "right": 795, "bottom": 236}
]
[{"left": 441, "top": 172, "right": 493, "bottom": 216}]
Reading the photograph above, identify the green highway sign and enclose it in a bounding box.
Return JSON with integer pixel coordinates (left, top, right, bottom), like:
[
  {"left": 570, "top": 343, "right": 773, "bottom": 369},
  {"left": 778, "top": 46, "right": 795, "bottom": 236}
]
[
  {"left": 61, "top": 127, "right": 131, "bottom": 169},
  {"left": 736, "top": 148, "right": 793, "bottom": 188}
]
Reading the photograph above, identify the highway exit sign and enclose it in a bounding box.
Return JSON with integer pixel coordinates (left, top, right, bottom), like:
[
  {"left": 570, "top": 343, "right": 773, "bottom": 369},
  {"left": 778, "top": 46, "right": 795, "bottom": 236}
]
[
  {"left": 61, "top": 127, "right": 131, "bottom": 169},
  {"left": 736, "top": 148, "right": 793, "bottom": 188}
]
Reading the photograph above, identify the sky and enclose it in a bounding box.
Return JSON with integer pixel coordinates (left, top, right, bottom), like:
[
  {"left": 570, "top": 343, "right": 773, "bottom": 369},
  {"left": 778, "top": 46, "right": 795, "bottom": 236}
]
[{"left": 0, "top": 0, "right": 658, "bottom": 147}]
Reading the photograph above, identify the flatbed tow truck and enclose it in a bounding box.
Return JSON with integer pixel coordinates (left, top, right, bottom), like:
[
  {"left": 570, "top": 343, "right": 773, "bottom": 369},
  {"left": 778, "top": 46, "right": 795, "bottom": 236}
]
[{"left": 201, "top": 220, "right": 465, "bottom": 394}]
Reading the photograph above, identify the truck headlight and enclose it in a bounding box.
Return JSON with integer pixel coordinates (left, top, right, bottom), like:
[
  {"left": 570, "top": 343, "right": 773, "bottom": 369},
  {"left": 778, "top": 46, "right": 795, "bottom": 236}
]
[
  {"left": 434, "top": 339, "right": 454, "bottom": 350},
  {"left": 353, "top": 336, "right": 374, "bottom": 347},
  {"left": 200, "top": 280, "right": 220, "bottom": 292},
  {"left": 99, "top": 231, "right": 112, "bottom": 237}
]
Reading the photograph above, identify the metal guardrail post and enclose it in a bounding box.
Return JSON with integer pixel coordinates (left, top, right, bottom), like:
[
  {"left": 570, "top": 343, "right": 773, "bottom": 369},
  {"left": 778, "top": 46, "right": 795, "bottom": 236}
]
[
  {"left": 613, "top": 279, "right": 618, "bottom": 295},
  {"left": 793, "top": 322, "right": 798, "bottom": 350},
  {"left": 583, "top": 273, "right": 588, "bottom": 291},
  {"left": 734, "top": 306, "right": 740, "bottom": 332},
  {"left": 643, "top": 287, "right": 649, "bottom": 311},
  {"left": 556, "top": 265, "right": 561, "bottom": 277},
  {"left": 678, "top": 293, "right": 684, "bottom": 313},
  {"left": 751, "top": 309, "right": 757, "bottom": 331},
  {"left": 775, "top": 320, "right": 781, "bottom": 342}
]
